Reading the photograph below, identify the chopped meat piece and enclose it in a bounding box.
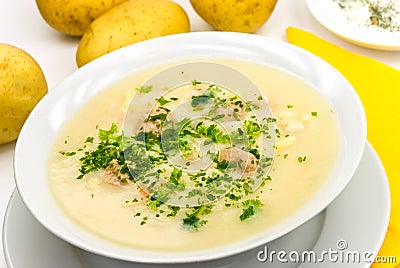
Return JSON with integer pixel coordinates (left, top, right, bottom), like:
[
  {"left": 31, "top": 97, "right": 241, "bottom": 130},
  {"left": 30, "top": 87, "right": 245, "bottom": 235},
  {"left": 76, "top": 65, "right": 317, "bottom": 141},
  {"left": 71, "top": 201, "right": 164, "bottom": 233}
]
[
  {"left": 220, "top": 147, "right": 257, "bottom": 173},
  {"left": 103, "top": 159, "right": 130, "bottom": 186}
]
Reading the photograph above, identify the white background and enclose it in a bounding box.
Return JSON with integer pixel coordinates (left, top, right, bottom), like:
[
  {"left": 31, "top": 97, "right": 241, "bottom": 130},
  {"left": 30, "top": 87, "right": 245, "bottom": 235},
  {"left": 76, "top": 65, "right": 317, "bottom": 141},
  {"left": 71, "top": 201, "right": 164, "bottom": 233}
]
[{"left": 0, "top": 0, "right": 399, "bottom": 267}]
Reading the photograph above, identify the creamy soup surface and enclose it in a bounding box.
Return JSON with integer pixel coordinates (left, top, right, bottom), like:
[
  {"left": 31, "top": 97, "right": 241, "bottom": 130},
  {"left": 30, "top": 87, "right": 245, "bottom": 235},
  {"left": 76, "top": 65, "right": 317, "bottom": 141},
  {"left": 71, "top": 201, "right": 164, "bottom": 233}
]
[{"left": 48, "top": 59, "right": 340, "bottom": 252}]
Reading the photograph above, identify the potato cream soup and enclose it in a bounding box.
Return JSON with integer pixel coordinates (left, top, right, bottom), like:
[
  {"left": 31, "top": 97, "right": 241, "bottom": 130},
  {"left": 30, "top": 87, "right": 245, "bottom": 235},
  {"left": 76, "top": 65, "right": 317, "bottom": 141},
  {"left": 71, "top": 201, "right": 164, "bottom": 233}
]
[{"left": 48, "top": 59, "right": 340, "bottom": 251}]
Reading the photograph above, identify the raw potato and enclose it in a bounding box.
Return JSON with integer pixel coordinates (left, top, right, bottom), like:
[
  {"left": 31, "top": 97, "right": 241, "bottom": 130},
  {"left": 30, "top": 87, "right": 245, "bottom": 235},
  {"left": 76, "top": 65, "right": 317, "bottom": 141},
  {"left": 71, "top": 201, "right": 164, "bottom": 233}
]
[
  {"left": 76, "top": 0, "right": 190, "bottom": 67},
  {"left": 0, "top": 44, "right": 48, "bottom": 144},
  {"left": 36, "top": 0, "right": 127, "bottom": 36},
  {"left": 190, "top": 0, "right": 278, "bottom": 33}
]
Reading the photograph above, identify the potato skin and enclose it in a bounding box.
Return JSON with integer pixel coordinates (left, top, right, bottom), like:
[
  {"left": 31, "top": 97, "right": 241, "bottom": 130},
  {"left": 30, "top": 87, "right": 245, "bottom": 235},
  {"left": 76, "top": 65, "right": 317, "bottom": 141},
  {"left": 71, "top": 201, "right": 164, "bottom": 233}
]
[
  {"left": 0, "top": 44, "right": 48, "bottom": 144},
  {"left": 36, "top": 0, "right": 127, "bottom": 36},
  {"left": 76, "top": 0, "right": 190, "bottom": 67},
  {"left": 190, "top": 0, "right": 278, "bottom": 33}
]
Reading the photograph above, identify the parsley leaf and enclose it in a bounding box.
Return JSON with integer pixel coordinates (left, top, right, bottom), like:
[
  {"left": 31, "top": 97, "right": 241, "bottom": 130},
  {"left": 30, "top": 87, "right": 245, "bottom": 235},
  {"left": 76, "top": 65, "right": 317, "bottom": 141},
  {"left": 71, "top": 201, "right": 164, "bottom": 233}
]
[
  {"left": 136, "top": 85, "right": 153, "bottom": 94},
  {"left": 240, "top": 206, "right": 255, "bottom": 221},
  {"left": 240, "top": 198, "right": 262, "bottom": 221},
  {"left": 85, "top": 136, "right": 94, "bottom": 143},
  {"left": 182, "top": 205, "right": 212, "bottom": 230},
  {"left": 98, "top": 123, "right": 118, "bottom": 140}
]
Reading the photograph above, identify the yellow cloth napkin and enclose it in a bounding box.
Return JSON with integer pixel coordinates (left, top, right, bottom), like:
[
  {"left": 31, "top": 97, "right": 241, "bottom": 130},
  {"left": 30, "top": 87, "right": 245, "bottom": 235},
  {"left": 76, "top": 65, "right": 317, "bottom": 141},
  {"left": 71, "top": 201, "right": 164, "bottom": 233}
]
[{"left": 286, "top": 27, "right": 400, "bottom": 267}]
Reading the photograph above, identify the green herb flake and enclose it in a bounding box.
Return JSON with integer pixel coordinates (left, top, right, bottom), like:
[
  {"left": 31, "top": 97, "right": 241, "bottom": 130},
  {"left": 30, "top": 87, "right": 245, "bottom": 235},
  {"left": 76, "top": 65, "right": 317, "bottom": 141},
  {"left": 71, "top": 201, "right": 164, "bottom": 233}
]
[
  {"left": 140, "top": 216, "right": 148, "bottom": 225},
  {"left": 166, "top": 206, "right": 180, "bottom": 217},
  {"left": 191, "top": 96, "right": 211, "bottom": 107},
  {"left": 311, "top": 111, "right": 318, "bottom": 117},
  {"left": 240, "top": 198, "right": 263, "bottom": 221},
  {"left": 275, "top": 128, "right": 281, "bottom": 138},
  {"left": 136, "top": 85, "right": 153, "bottom": 94},
  {"left": 242, "top": 198, "right": 262, "bottom": 207},
  {"left": 147, "top": 197, "right": 163, "bottom": 211},
  {"left": 192, "top": 80, "right": 201, "bottom": 85},
  {"left": 156, "top": 96, "right": 170, "bottom": 106},
  {"left": 60, "top": 151, "right": 76, "bottom": 156},
  {"left": 240, "top": 206, "right": 255, "bottom": 221},
  {"left": 182, "top": 206, "right": 211, "bottom": 230},
  {"left": 183, "top": 213, "right": 202, "bottom": 229},
  {"left": 98, "top": 123, "right": 118, "bottom": 140},
  {"left": 85, "top": 136, "right": 94, "bottom": 143},
  {"left": 297, "top": 156, "right": 307, "bottom": 163}
]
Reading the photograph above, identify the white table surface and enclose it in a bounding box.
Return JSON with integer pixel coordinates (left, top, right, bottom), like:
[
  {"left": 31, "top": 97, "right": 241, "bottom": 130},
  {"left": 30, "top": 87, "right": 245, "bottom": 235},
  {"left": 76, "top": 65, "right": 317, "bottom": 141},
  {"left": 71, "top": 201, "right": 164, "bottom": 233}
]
[{"left": 0, "top": 0, "right": 399, "bottom": 267}]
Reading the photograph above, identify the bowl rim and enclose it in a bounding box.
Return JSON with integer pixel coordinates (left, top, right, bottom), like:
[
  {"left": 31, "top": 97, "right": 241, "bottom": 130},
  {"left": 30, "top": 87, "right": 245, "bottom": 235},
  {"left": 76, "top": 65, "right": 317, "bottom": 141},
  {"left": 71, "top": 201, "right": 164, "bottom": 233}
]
[{"left": 14, "top": 31, "right": 367, "bottom": 264}]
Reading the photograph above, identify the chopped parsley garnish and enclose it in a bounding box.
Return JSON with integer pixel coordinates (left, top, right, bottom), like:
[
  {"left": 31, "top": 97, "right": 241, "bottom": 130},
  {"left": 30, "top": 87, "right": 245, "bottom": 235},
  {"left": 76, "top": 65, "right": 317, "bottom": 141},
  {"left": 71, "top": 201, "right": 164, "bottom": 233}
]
[
  {"left": 190, "top": 85, "right": 221, "bottom": 108},
  {"left": 195, "top": 122, "right": 231, "bottom": 144},
  {"left": 136, "top": 85, "right": 153, "bottom": 94},
  {"left": 311, "top": 111, "right": 318, "bottom": 117},
  {"left": 182, "top": 205, "right": 212, "bottom": 230},
  {"left": 297, "top": 156, "right": 307, "bottom": 163},
  {"left": 240, "top": 206, "right": 255, "bottom": 221},
  {"left": 157, "top": 96, "right": 170, "bottom": 106},
  {"left": 98, "top": 123, "right": 118, "bottom": 140},
  {"left": 60, "top": 151, "right": 76, "bottom": 156},
  {"left": 76, "top": 123, "right": 126, "bottom": 180},
  {"left": 147, "top": 197, "right": 163, "bottom": 211},
  {"left": 60, "top": 80, "right": 282, "bottom": 231},
  {"left": 183, "top": 213, "right": 206, "bottom": 230},
  {"left": 140, "top": 216, "right": 148, "bottom": 225},
  {"left": 85, "top": 136, "right": 94, "bottom": 143},
  {"left": 191, "top": 96, "right": 212, "bottom": 107},
  {"left": 333, "top": 0, "right": 400, "bottom": 32},
  {"left": 245, "top": 101, "right": 260, "bottom": 112},
  {"left": 275, "top": 128, "right": 281, "bottom": 138},
  {"left": 146, "top": 112, "right": 167, "bottom": 122},
  {"left": 166, "top": 206, "right": 180, "bottom": 217},
  {"left": 192, "top": 80, "right": 201, "bottom": 85},
  {"left": 240, "top": 198, "right": 262, "bottom": 221}
]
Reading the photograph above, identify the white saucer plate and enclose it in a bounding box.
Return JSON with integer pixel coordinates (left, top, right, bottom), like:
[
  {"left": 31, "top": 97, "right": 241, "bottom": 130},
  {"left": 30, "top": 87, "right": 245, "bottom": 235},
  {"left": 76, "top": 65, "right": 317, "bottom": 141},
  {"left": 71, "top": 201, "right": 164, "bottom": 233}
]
[
  {"left": 306, "top": 0, "right": 400, "bottom": 51},
  {"left": 2, "top": 142, "right": 390, "bottom": 268}
]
